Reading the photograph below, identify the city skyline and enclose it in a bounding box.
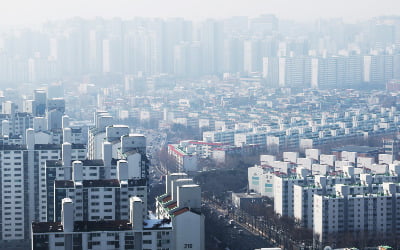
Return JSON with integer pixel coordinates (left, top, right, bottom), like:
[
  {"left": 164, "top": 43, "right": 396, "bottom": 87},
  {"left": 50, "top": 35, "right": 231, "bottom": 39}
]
[
  {"left": 1, "top": 1, "right": 400, "bottom": 249},
  {"left": 1, "top": 0, "right": 400, "bottom": 27}
]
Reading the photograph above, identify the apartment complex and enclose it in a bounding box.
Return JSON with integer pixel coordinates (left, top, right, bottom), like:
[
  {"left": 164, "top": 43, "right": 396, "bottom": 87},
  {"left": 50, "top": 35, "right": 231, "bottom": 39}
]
[
  {"left": 248, "top": 148, "right": 400, "bottom": 246},
  {"left": 32, "top": 172, "right": 205, "bottom": 250},
  {"left": 2, "top": 88, "right": 203, "bottom": 249},
  {"left": 32, "top": 197, "right": 173, "bottom": 250}
]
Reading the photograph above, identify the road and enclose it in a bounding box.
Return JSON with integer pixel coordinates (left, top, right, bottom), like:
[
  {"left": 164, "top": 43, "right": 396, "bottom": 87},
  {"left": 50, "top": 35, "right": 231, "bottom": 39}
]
[
  {"left": 136, "top": 128, "right": 167, "bottom": 177},
  {"left": 203, "top": 197, "right": 314, "bottom": 250},
  {"left": 203, "top": 198, "right": 273, "bottom": 250}
]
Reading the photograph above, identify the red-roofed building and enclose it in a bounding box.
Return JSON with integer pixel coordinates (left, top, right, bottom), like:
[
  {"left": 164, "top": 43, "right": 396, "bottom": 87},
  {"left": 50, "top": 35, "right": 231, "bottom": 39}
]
[
  {"left": 168, "top": 144, "right": 198, "bottom": 172},
  {"left": 155, "top": 173, "right": 205, "bottom": 250}
]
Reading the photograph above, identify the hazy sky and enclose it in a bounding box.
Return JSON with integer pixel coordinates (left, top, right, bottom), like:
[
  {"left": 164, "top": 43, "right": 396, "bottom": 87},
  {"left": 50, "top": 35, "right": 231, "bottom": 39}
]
[{"left": 1, "top": 0, "right": 400, "bottom": 26}]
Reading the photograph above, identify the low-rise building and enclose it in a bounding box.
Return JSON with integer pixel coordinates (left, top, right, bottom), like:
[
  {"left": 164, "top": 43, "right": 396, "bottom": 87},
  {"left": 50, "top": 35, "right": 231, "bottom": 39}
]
[{"left": 168, "top": 144, "right": 198, "bottom": 172}]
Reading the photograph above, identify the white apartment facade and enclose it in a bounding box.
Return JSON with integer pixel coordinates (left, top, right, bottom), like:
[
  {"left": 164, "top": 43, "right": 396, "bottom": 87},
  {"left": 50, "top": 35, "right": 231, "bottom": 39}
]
[
  {"left": 168, "top": 144, "right": 198, "bottom": 172},
  {"left": 53, "top": 160, "right": 147, "bottom": 222},
  {"left": 32, "top": 197, "right": 173, "bottom": 250}
]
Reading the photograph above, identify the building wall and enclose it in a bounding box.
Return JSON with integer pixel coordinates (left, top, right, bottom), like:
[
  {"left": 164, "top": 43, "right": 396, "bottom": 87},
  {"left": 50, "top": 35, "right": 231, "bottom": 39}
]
[{"left": 173, "top": 212, "right": 205, "bottom": 250}]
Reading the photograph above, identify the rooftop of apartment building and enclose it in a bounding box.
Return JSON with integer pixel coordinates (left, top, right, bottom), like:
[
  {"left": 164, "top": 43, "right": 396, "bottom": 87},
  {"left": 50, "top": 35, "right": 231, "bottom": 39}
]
[
  {"left": 32, "top": 220, "right": 132, "bottom": 234},
  {"left": 54, "top": 178, "right": 147, "bottom": 188},
  {"left": 34, "top": 144, "right": 86, "bottom": 150},
  {"left": 46, "top": 159, "right": 120, "bottom": 167},
  {"left": 332, "top": 145, "right": 381, "bottom": 153}
]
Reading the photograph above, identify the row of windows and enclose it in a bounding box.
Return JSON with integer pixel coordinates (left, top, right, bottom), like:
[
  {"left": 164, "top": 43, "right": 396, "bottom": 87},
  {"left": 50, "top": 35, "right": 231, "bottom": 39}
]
[
  {"left": 40, "top": 150, "right": 60, "bottom": 154},
  {"left": 3, "top": 196, "right": 22, "bottom": 199},
  {"left": 4, "top": 217, "right": 22, "bottom": 220},
  {"left": 3, "top": 168, "right": 22, "bottom": 171},
  {"left": 4, "top": 206, "right": 22, "bottom": 210},
  {"left": 3, "top": 185, "right": 22, "bottom": 188},
  {"left": 40, "top": 156, "right": 59, "bottom": 159},
  {"left": 89, "top": 202, "right": 113, "bottom": 206},
  {"left": 90, "top": 187, "right": 115, "bottom": 192},
  {"left": 90, "top": 208, "right": 114, "bottom": 213},
  {"left": 3, "top": 174, "right": 22, "bottom": 177},
  {"left": 3, "top": 156, "right": 22, "bottom": 159},
  {"left": 91, "top": 216, "right": 113, "bottom": 220},
  {"left": 4, "top": 190, "right": 22, "bottom": 193},
  {"left": 4, "top": 201, "right": 22, "bottom": 204},
  {"left": 4, "top": 212, "right": 22, "bottom": 216},
  {"left": 4, "top": 228, "right": 22, "bottom": 231},
  {"left": 2, "top": 151, "right": 21, "bottom": 154},
  {"left": 4, "top": 234, "right": 23, "bottom": 237}
]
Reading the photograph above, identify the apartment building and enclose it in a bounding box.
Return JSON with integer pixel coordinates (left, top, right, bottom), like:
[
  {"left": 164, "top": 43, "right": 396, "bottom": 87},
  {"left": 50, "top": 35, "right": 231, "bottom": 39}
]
[
  {"left": 314, "top": 182, "right": 400, "bottom": 246},
  {"left": 0, "top": 129, "right": 86, "bottom": 249},
  {"left": 203, "top": 129, "right": 236, "bottom": 144},
  {"left": 234, "top": 132, "right": 267, "bottom": 147},
  {"left": 155, "top": 173, "right": 205, "bottom": 250},
  {"left": 178, "top": 140, "right": 227, "bottom": 159},
  {"left": 32, "top": 197, "right": 173, "bottom": 250},
  {"left": 248, "top": 165, "right": 275, "bottom": 197},
  {"left": 248, "top": 149, "right": 400, "bottom": 236},
  {"left": 273, "top": 168, "right": 308, "bottom": 217},
  {"left": 53, "top": 160, "right": 147, "bottom": 222},
  {"left": 168, "top": 144, "right": 198, "bottom": 172},
  {"left": 87, "top": 112, "right": 114, "bottom": 160},
  {"left": 45, "top": 127, "right": 149, "bottom": 222},
  {"left": 33, "top": 172, "right": 205, "bottom": 250}
]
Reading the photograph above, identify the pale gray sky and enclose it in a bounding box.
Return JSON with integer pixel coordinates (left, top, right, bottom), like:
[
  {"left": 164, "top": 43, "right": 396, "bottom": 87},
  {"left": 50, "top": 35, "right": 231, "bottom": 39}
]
[{"left": 1, "top": 0, "right": 400, "bottom": 26}]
